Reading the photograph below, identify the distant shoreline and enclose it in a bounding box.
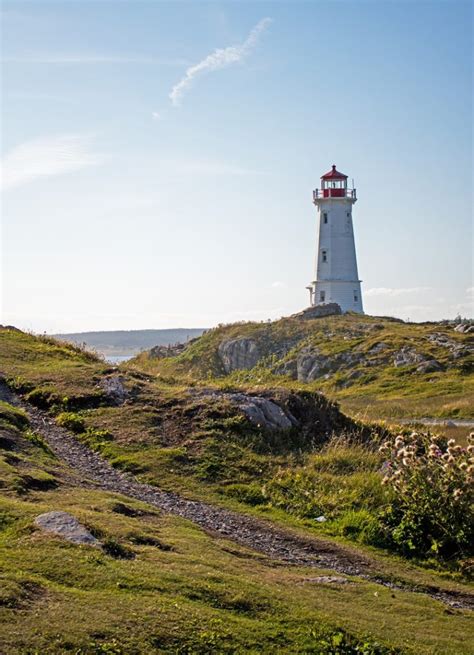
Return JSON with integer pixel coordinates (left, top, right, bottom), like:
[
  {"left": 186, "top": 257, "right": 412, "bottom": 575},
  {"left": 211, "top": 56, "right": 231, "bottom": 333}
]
[{"left": 54, "top": 328, "right": 207, "bottom": 360}]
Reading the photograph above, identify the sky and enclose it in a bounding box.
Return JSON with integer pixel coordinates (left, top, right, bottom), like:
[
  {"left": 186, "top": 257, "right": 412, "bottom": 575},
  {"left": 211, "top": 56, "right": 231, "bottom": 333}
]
[{"left": 1, "top": 0, "right": 472, "bottom": 333}]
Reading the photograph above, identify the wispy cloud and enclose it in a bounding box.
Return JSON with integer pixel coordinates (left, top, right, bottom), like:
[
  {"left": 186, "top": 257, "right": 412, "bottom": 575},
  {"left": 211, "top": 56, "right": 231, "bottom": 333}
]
[
  {"left": 271, "top": 281, "right": 287, "bottom": 289},
  {"left": 2, "top": 54, "right": 187, "bottom": 65},
  {"left": 1, "top": 134, "right": 102, "bottom": 191},
  {"left": 169, "top": 17, "right": 272, "bottom": 106},
  {"left": 152, "top": 112, "right": 162, "bottom": 121},
  {"left": 365, "top": 287, "right": 433, "bottom": 298}
]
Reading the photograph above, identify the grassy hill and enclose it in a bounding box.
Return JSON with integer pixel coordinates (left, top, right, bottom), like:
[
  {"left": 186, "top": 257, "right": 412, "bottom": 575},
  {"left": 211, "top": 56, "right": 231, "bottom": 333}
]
[
  {"left": 127, "top": 314, "right": 474, "bottom": 420},
  {"left": 1, "top": 326, "right": 473, "bottom": 653}
]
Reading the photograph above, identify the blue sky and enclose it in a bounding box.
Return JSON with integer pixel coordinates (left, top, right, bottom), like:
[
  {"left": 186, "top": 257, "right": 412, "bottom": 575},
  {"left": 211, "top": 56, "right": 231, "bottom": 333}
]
[{"left": 1, "top": 0, "right": 472, "bottom": 332}]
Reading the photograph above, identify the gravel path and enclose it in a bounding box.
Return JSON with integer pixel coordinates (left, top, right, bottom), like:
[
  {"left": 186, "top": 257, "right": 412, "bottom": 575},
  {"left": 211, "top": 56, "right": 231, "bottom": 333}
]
[{"left": 2, "top": 382, "right": 473, "bottom": 610}]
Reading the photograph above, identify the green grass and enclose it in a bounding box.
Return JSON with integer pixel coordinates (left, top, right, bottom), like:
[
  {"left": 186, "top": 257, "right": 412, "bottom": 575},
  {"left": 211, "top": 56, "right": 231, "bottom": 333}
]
[
  {"left": 0, "top": 328, "right": 109, "bottom": 410},
  {"left": 1, "top": 326, "right": 474, "bottom": 652},
  {"left": 1, "top": 401, "right": 473, "bottom": 654}
]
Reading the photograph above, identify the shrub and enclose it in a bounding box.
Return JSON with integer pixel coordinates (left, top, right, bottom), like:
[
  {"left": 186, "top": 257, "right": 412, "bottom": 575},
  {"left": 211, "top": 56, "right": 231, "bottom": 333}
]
[
  {"left": 56, "top": 412, "right": 86, "bottom": 433},
  {"left": 379, "top": 431, "right": 474, "bottom": 559}
]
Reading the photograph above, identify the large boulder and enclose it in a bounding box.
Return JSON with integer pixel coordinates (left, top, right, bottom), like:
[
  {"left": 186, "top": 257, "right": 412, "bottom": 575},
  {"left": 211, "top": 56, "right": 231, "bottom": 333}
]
[
  {"left": 218, "top": 338, "right": 261, "bottom": 373},
  {"left": 227, "top": 393, "right": 296, "bottom": 430},
  {"left": 290, "top": 304, "right": 342, "bottom": 320}
]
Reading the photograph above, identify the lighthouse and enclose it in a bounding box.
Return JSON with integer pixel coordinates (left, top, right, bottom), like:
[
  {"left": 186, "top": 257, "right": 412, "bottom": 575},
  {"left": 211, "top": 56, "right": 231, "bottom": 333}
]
[{"left": 306, "top": 165, "right": 363, "bottom": 313}]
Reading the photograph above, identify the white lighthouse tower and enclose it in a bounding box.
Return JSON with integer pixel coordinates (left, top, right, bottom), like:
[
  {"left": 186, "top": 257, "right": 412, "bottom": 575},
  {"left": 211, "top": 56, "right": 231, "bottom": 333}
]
[{"left": 307, "top": 165, "right": 363, "bottom": 313}]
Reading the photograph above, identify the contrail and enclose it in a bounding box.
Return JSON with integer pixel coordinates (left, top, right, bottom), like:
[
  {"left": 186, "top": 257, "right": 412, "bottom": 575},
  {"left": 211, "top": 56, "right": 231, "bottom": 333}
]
[{"left": 169, "top": 17, "right": 272, "bottom": 106}]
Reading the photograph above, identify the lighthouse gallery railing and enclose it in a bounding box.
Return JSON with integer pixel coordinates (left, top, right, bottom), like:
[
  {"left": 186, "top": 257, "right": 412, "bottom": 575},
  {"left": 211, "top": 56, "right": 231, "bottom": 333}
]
[{"left": 313, "top": 188, "right": 357, "bottom": 201}]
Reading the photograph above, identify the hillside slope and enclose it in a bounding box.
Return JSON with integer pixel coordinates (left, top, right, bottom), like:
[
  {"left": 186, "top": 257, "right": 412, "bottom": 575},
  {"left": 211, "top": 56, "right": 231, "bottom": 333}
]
[
  {"left": 1, "top": 329, "right": 474, "bottom": 653},
  {"left": 127, "top": 314, "right": 474, "bottom": 420}
]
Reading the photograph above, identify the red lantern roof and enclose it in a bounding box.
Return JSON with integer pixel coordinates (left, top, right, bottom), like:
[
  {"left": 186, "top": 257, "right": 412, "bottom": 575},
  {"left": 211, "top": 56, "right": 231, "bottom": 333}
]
[{"left": 321, "top": 164, "right": 348, "bottom": 180}]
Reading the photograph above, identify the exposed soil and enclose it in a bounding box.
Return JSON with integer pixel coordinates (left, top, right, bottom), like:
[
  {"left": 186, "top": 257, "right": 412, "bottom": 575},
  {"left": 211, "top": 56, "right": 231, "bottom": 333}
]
[{"left": 1, "top": 381, "right": 473, "bottom": 611}]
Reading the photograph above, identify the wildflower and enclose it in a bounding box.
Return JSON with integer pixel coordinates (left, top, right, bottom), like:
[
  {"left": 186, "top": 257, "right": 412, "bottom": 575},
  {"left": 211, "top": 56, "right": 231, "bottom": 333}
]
[
  {"left": 447, "top": 439, "right": 456, "bottom": 447},
  {"left": 453, "top": 489, "right": 463, "bottom": 500}
]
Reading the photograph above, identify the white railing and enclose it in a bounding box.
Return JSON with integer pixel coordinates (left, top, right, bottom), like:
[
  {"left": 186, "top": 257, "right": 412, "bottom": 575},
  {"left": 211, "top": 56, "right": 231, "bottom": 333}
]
[{"left": 313, "top": 188, "right": 357, "bottom": 201}]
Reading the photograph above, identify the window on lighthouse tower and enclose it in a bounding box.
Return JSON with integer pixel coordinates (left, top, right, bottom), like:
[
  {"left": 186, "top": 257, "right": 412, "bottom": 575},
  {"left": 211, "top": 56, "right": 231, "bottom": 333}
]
[
  {"left": 323, "top": 213, "right": 328, "bottom": 223},
  {"left": 322, "top": 250, "right": 327, "bottom": 262}
]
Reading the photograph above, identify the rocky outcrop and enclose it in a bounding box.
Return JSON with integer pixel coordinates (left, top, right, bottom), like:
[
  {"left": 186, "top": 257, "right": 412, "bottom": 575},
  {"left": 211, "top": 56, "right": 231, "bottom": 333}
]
[
  {"left": 291, "top": 304, "right": 342, "bottom": 320},
  {"left": 35, "top": 511, "right": 100, "bottom": 546},
  {"left": 454, "top": 323, "right": 474, "bottom": 334},
  {"left": 149, "top": 342, "right": 188, "bottom": 359},
  {"left": 218, "top": 338, "right": 261, "bottom": 373},
  {"left": 368, "top": 342, "right": 388, "bottom": 355},
  {"left": 295, "top": 348, "right": 363, "bottom": 382},
  {"left": 427, "top": 333, "right": 473, "bottom": 362},
  {"left": 393, "top": 347, "right": 427, "bottom": 368},
  {"left": 225, "top": 393, "right": 296, "bottom": 430},
  {"left": 416, "top": 360, "right": 443, "bottom": 374}
]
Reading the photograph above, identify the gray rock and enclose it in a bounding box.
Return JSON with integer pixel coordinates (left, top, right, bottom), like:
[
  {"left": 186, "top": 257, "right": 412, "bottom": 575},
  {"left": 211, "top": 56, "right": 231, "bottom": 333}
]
[
  {"left": 100, "top": 375, "right": 128, "bottom": 404},
  {"left": 34, "top": 511, "right": 100, "bottom": 546},
  {"left": 416, "top": 360, "right": 443, "bottom": 374},
  {"left": 290, "top": 303, "right": 342, "bottom": 320},
  {"left": 232, "top": 394, "right": 295, "bottom": 430},
  {"left": 218, "top": 338, "right": 261, "bottom": 373},
  {"left": 274, "top": 359, "right": 298, "bottom": 378},
  {"left": 297, "top": 353, "right": 326, "bottom": 382},
  {"left": 303, "top": 576, "right": 351, "bottom": 584},
  {"left": 454, "top": 324, "right": 468, "bottom": 333},
  {"left": 393, "top": 347, "right": 426, "bottom": 367},
  {"left": 368, "top": 342, "right": 388, "bottom": 354},
  {"left": 450, "top": 347, "right": 470, "bottom": 360},
  {"left": 296, "top": 348, "right": 364, "bottom": 382}
]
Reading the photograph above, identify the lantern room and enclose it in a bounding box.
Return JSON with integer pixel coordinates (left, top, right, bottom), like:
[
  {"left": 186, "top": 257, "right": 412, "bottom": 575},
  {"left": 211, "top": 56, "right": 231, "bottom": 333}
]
[
  {"left": 321, "top": 165, "right": 347, "bottom": 197},
  {"left": 313, "top": 165, "right": 356, "bottom": 202}
]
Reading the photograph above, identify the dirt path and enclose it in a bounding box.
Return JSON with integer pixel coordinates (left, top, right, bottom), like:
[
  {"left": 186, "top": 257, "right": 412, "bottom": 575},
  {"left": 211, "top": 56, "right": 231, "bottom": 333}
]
[{"left": 2, "top": 383, "right": 473, "bottom": 611}]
